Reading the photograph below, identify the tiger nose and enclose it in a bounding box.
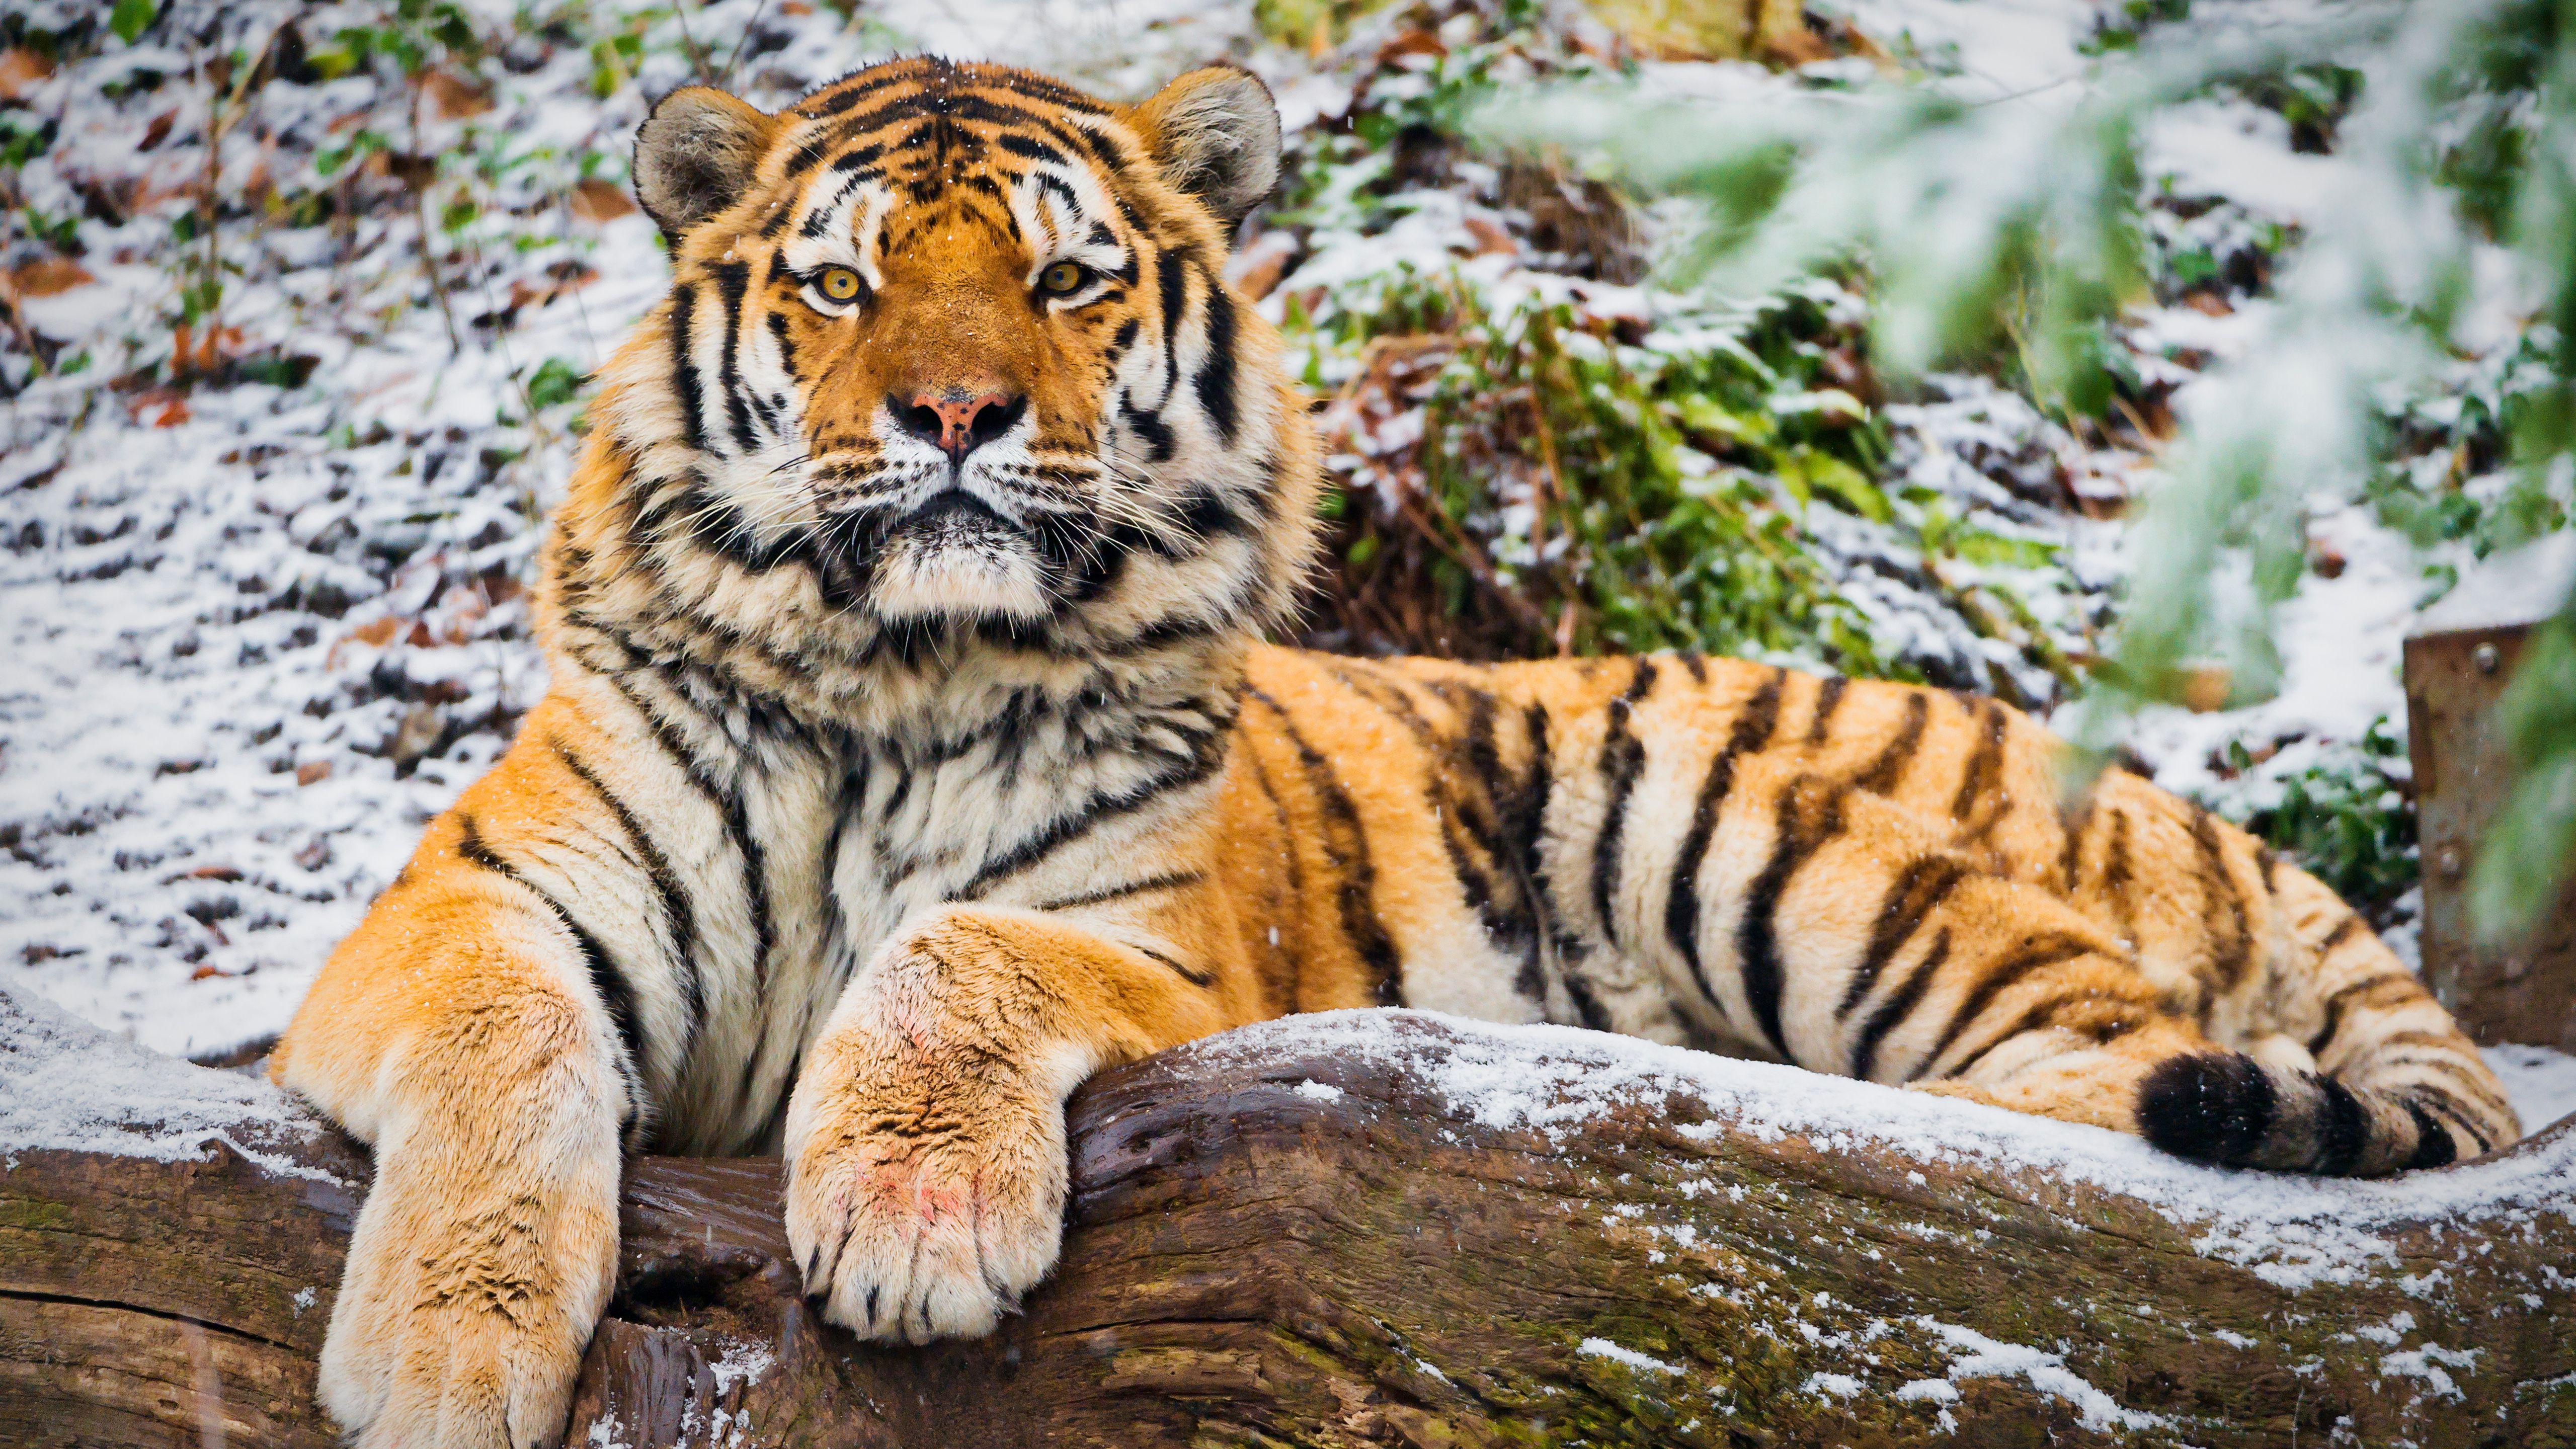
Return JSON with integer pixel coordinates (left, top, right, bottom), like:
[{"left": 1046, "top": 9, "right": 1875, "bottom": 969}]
[{"left": 892, "top": 389, "right": 1027, "bottom": 462}]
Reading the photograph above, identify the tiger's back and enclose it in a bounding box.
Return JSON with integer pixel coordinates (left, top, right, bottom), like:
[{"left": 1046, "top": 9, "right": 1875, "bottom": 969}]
[{"left": 1224, "top": 646, "right": 2516, "bottom": 1174}]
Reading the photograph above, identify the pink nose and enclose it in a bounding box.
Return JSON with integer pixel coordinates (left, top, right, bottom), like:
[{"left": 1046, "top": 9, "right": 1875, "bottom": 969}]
[{"left": 894, "top": 389, "right": 1025, "bottom": 461}]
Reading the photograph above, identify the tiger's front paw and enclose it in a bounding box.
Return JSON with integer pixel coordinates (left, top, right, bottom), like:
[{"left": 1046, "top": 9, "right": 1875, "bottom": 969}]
[
  {"left": 782, "top": 1041, "right": 1074, "bottom": 1344},
  {"left": 317, "top": 1143, "right": 620, "bottom": 1448}
]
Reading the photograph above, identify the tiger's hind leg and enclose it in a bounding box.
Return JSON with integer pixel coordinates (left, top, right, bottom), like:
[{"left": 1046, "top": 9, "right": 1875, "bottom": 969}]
[{"left": 2057, "top": 768, "right": 2519, "bottom": 1173}]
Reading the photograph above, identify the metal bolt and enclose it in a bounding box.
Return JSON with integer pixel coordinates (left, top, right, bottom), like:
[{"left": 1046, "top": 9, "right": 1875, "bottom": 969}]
[
  {"left": 2438, "top": 847, "right": 2464, "bottom": 878},
  {"left": 2474, "top": 642, "right": 2500, "bottom": 674}
]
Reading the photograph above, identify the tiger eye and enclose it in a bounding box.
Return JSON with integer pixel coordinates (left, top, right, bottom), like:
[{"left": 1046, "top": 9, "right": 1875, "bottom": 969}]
[
  {"left": 1039, "top": 261, "right": 1087, "bottom": 295},
  {"left": 817, "top": 267, "right": 863, "bottom": 303}
]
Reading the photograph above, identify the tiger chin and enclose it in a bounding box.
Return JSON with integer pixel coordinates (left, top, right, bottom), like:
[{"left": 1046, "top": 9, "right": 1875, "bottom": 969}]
[{"left": 270, "top": 55, "right": 2518, "bottom": 1449}]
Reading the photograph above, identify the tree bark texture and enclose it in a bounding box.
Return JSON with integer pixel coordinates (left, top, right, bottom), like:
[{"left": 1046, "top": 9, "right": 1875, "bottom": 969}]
[{"left": 4, "top": 1010, "right": 2573, "bottom": 1448}]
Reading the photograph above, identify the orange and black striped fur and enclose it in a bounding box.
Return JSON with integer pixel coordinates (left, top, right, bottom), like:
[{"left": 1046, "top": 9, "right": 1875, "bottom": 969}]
[{"left": 271, "top": 56, "right": 2518, "bottom": 1449}]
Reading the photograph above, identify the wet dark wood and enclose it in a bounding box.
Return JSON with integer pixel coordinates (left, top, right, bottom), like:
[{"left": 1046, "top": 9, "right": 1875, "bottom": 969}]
[{"left": 6, "top": 1017, "right": 2575, "bottom": 1448}]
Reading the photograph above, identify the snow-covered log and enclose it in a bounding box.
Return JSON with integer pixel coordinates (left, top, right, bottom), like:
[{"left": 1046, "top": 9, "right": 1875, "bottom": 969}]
[{"left": 4, "top": 986, "right": 2573, "bottom": 1448}]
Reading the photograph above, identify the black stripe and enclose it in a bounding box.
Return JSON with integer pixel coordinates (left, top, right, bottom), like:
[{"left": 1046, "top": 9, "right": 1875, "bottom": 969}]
[
  {"left": 767, "top": 310, "right": 798, "bottom": 380},
  {"left": 2190, "top": 805, "right": 2255, "bottom": 994},
  {"left": 1036, "top": 869, "right": 1206, "bottom": 913},
  {"left": 1854, "top": 692, "right": 1929, "bottom": 794},
  {"left": 1805, "top": 676, "right": 1848, "bottom": 744},
  {"left": 2315, "top": 1076, "right": 2372, "bottom": 1174},
  {"left": 1249, "top": 688, "right": 1405, "bottom": 1006},
  {"left": 1735, "top": 777, "right": 1848, "bottom": 1060},
  {"left": 1132, "top": 942, "right": 1216, "bottom": 988},
  {"left": 1943, "top": 996, "right": 2063, "bottom": 1078},
  {"left": 2304, "top": 971, "right": 2412, "bottom": 1058},
  {"left": 1949, "top": 701, "right": 2008, "bottom": 821},
  {"left": 1156, "top": 250, "right": 1187, "bottom": 399},
  {"left": 669, "top": 284, "right": 705, "bottom": 452},
  {"left": 708, "top": 259, "right": 759, "bottom": 454},
  {"left": 2137, "top": 1054, "right": 2279, "bottom": 1166},
  {"left": 1835, "top": 856, "right": 1971, "bottom": 1024},
  {"left": 956, "top": 712, "right": 1231, "bottom": 899},
  {"left": 1912, "top": 932, "right": 2103, "bottom": 1080},
  {"left": 1588, "top": 659, "right": 1660, "bottom": 948},
  {"left": 1192, "top": 273, "right": 1240, "bottom": 444},
  {"left": 453, "top": 813, "right": 646, "bottom": 1133},
  {"left": 1663, "top": 669, "right": 1785, "bottom": 1006},
  {"left": 602, "top": 673, "right": 772, "bottom": 991},
  {"left": 1851, "top": 928, "right": 1950, "bottom": 1082},
  {"left": 1119, "top": 395, "right": 1174, "bottom": 463},
  {"left": 2404, "top": 1099, "right": 2458, "bottom": 1169},
  {"left": 551, "top": 739, "right": 705, "bottom": 1050}
]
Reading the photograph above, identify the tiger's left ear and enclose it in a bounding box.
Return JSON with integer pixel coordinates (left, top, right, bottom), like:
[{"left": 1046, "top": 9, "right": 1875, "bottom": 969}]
[
  {"left": 1128, "top": 65, "right": 1281, "bottom": 233},
  {"left": 634, "top": 87, "right": 777, "bottom": 240}
]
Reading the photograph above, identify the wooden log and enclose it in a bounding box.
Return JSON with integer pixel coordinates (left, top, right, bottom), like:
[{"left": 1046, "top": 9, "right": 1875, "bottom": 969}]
[{"left": 4, "top": 998, "right": 2573, "bottom": 1448}]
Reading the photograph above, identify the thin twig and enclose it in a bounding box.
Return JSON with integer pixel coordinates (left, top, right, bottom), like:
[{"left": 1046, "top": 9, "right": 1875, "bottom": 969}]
[
  {"left": 716, "top": 0, "right": 771, "bottom": 89},
  {"left": 409, "top": 77, "right": 463, "bottom": 355}
]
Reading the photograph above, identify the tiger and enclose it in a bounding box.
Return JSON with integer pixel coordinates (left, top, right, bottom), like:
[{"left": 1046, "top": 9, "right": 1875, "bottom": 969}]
[{"left": 269, "top": 54, "right": 2521, "bottom": 1448}]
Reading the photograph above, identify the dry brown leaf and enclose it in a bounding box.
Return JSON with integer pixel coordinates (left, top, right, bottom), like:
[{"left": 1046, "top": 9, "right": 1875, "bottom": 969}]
[
  {"left": 295, "top": 760, "right": 333, "bottom": 786},
  {"left": 423, "top": 68, "right": 494, "bottom": 120},
  {"left": 570, "top": 177, "right": 638, "bottom": 223},
  {"left": 1461, "top": 217, "right": 1517, "bottom": 257},
  {"left": 2180, "top": 664, "right": 2233, "bottom": 714},
  {"left": 5, "top": 257, "right": 95, "bottom": 298},
  {"left": 0, "top": 48, "right": 51, "bottom": 102}
]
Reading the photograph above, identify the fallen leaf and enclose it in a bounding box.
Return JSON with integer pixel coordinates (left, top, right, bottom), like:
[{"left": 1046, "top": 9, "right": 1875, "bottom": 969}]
[
  {"left": 296, "top": 760, "right": 333, "bottom": 786},
  {"left": 570, "top": 177, "right": 637, "bottom": 223},
  {"left": 1461, "top": 217, "right": 1517, "bottom": 257},
  {"left": 0, "top": 48, "right": 51, "bottom": 102},
  {"left": 138, "top": 107, "right": 177, "bottom": 151},
  {"left": 2180, "top": 664, "right": 2232, "bottom": 714},
  {"left": 128, "top": 388, "right": 192, "bottom": 428},
  {"left": 6, "top": 257, "right": 95, "bottom": 298},
  {"left": 423, "top": 68, "right": 494, "bottom": 120}
]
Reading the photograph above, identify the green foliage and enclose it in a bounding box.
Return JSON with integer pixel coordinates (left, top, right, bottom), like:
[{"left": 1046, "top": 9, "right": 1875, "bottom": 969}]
[
  {"left": 1488, "top": 0, "right": 2576, "bottom": 926},
  {"left": 1, "top": 114, "right": 53, "bottom": 169},
  {"left": 2224, "top": 718, "right": 2419, "bottom": 917},
  {"left": 107, "top": 0, "right": 156, "bottom": 46},
  {"left": 523, "top": 357, "right": 584, "bottom": 412},
  {"left": 20, "top": 206, "right": 80, "bottom": 254}
]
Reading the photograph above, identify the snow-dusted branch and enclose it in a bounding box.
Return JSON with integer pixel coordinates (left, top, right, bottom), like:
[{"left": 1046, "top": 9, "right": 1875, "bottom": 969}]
[{"left": 3, "top": 988, "right": 2572, "bottom": 1447}]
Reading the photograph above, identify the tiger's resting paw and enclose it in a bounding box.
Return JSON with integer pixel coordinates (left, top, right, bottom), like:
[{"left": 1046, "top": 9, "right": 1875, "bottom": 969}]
[
  {"left": 316, "top": 1142, "right": 619, "bottom": 1449},
  {"left": 783, "top": 1037, "right": 1074, "bottom": 1344}
]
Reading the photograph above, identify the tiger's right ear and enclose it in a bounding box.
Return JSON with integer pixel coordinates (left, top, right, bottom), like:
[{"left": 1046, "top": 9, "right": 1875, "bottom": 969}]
[{"left": 633, "top": 87, "right": 777, "bottom": 240}]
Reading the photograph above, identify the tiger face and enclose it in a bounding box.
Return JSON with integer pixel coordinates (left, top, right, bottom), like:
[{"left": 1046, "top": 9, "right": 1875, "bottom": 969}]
[{"left": 574, "top": 58, "right": 1320, "bottom": 683}]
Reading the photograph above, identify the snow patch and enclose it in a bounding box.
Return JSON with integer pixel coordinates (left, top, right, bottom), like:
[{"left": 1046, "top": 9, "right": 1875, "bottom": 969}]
[
  {"left": 0, "top": 982, "right": 330, "bottom": 1180},
  {"left": 1578, "top": 1337, "right": 1682, "bottom": 1375},
  {"left": 1191, "top": 1011, "right": 2576, "bottom": 1295}
]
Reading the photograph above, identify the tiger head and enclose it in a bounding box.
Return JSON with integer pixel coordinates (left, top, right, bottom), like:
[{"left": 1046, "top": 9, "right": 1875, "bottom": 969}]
[{"left": 562, "top": 58, "right": 1321, "bottom": 703}]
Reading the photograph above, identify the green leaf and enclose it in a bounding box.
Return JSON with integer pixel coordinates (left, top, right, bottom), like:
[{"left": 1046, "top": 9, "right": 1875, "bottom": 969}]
[
  {"left": 523, "top": 357, "right": 584, "bottom": 412},
  {"left": 109, "top": 0, "right": 156, "bottom": 44}
]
